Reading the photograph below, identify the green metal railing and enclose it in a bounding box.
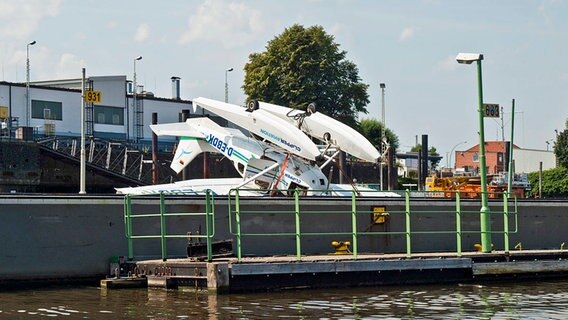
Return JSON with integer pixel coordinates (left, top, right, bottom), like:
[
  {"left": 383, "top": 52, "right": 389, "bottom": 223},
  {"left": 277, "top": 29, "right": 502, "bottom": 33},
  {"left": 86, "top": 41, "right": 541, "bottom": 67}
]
[
  {"left": 228, "top": 189, "right": 518, "bottom": 262},
  {"left": 123, "top": 190, "right": 215, "bottom": 261}
]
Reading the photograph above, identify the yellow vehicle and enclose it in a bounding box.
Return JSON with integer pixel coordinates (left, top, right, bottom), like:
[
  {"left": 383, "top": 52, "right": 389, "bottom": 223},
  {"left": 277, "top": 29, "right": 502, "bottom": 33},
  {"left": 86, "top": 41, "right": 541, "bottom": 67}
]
[{"left": 425, "top": 175, "right": 526, "bottom": 198}]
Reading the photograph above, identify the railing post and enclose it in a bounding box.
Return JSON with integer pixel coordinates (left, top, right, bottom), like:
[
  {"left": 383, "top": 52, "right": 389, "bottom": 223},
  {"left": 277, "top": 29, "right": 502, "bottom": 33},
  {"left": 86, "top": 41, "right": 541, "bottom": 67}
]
[
  {"left": 294, "top": 189, "right": 302, "bottom": 261},
  {"left": 351, "top": 189, "right": 358, "bottom": 259},
  {"left": 235, "top": 189, "right": 242, "bottom": 262},
  {"left": 125, "top": 195, "right": 134, "bottom": 260},
  {"left": 456, "top": 191, "right": 462, "bottom": 257},
  {"left": 405, "top": 189, "right": 411, "bottom": 258},
  {"left": 205, "top": 189, "right": 213, "bottom": 262},
  {"left": 503, "top": 191, "right": 509, "bottom": 253},
  {"left": 160, "top": 192, "right": 167, "bottom": 261}
]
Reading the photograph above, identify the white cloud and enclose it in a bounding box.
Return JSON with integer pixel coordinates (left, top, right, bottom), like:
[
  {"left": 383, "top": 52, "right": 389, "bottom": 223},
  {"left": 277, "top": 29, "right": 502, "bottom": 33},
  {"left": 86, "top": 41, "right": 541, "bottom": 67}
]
[
  {"left": 178, "top": 0, "right": 267, "bottom": 48},
  {"left": 399, "top": 27, "right": 416, "bottom": 42},
  {"left": 55, "top": 53, "right": 86, "bottom": 78},
  {"left": 0, "top": 0, "right": 62, "bottom": 39},
  {"left": 134, "top": 23, "right": 149, "bottom": 42},
  {"left": 436, "top": 55, "right": 458, "bottom": 72},
  {"left": 107, "top": 21, "right": 118, "bottom": 29}
]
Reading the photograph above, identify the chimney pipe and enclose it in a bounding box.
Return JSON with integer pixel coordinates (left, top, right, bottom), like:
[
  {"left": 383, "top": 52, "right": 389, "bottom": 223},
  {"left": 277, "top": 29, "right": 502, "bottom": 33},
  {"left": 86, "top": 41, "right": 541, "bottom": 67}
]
[{"left": 171, "top": 76, "right": 181, "bottom": 100}]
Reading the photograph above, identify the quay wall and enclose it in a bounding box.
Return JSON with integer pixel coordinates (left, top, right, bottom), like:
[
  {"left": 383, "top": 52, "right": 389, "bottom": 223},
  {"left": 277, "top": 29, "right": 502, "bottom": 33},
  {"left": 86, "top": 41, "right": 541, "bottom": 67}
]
[{"left": 0, "top": 194, "right": 566, "bottom": 283}]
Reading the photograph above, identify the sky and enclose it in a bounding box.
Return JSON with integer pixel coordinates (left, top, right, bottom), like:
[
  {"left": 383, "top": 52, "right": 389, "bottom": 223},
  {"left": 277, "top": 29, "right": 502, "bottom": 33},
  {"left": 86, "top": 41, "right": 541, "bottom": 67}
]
[{"left": 0, "top": 0, "right": 567, "bottom": 166}]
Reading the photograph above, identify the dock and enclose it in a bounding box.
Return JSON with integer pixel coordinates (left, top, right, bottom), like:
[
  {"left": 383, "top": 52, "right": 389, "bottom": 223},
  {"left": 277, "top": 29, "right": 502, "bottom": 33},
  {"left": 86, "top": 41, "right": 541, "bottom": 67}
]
[
  {"left": 101, "top": 192, "right": 568, "bottom": 293},
  {"left": 101, "top": 250, "right": 568, "bottom": 293}
]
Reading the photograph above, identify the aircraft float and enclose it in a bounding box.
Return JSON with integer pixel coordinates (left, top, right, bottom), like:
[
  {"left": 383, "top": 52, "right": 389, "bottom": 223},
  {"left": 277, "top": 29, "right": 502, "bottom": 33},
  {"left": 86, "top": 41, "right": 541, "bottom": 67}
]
[{"left": 116, "top": 97, "right": 397, "bottom": 197}]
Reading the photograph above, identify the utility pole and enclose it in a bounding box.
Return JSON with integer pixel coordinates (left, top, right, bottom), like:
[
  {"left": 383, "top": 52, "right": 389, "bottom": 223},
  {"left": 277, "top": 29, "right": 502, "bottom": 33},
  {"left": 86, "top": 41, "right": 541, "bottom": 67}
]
[
  {"left": 79, "top": 68, "right": 86, "bottom": 194},
  {"left": 379, "top": 83, "right": 386, "bottom": 191}
]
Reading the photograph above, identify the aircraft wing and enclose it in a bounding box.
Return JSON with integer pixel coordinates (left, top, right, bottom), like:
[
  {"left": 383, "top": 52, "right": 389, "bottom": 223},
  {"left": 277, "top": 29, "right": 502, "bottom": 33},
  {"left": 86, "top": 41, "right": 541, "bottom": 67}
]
[
  {"left": 115, "top": 178, "right": 262, "bottom": 196},
  {"left": 150, "top": 122, "right": 205, "bottom": 138},
  {"left": 193, "top": 97, "right": 321, "bottom": 161},
  {"left": 259, "top": 101, "right": 381, "bottom": 163}
]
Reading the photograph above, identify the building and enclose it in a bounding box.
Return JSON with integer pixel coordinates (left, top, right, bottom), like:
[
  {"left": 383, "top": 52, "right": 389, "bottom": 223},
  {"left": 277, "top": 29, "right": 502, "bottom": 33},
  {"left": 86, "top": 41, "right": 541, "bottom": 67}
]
[
  {"left": 0, "top": 76, "right": 235, "bottom": 193},
  {"left": 0, "top": 76, "right": 204, "bottom": 141},
  {"left": 454, "top": 141, "right": 556, "bottom": 175}
]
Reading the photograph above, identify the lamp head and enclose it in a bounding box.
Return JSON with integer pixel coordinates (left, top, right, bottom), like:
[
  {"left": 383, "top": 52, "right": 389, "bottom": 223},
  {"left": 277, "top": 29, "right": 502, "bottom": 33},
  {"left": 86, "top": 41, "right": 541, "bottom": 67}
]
[
  {"left": 456, "top": 53, "right": 483, "bottom": 64},
  {"left": 227, "top": 67, "right": 234, "bottom": 72},
  {"left": 135, "top": 56, "right": 142, "bottom": 61},
  {"left": 379, "top": 83, "right": 385, "bottom": 89},
  {"left": 28, "top": 40, "right": 36, "bottom": 46}
]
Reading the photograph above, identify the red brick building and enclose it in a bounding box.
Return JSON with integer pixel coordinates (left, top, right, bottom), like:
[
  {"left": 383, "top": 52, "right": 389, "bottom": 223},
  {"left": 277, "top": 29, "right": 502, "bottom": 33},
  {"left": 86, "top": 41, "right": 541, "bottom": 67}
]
[{"left": 454, "top": 141, "right": 519, "bottom": 175}]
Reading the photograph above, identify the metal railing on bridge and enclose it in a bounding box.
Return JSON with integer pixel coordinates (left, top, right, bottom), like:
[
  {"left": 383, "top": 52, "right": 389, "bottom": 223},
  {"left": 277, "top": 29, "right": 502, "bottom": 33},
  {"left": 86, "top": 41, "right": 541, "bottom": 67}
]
[{"left": 37, "top": 136, "right": 176, "bottom": 185}]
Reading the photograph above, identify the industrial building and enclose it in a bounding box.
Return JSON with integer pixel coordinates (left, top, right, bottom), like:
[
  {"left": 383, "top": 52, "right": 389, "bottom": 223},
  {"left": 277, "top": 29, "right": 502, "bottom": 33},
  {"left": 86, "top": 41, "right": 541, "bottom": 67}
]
[
  {"left": 0, "top": 76, "right": 240, "bottom": 193},
  {"left": 0, "top": 76, "right": 194, "bottom": 141}
]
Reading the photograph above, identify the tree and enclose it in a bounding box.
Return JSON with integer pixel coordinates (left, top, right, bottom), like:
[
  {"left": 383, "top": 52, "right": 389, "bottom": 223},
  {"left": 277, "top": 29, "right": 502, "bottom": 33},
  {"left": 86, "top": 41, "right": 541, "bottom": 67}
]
[
  {"left": 243, "top": 24, "right": 369, "bottom": 128},
  {"left": 527, "top": 167, "right": 568, "bottom": 198},
  {"left": 554, "top": 119, "right": 568, "bottom": 168},
  {"left": 359, "top": 118, "right": 399, "bottom": 153},
  {"left": 410, "top": 144, "right": 441, "bottom": 169}
]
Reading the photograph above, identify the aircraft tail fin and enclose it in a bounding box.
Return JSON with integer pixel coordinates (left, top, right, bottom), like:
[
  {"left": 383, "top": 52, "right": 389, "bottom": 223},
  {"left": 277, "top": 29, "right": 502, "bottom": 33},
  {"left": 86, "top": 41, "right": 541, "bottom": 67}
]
[{"left": 171, "top": 138, "right": 216, "bottom": 173}]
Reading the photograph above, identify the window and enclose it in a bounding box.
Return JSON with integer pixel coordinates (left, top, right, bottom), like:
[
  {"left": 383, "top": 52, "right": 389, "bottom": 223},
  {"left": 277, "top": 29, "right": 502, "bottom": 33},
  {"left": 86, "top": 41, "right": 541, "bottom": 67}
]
[
  {"left": 32, "top": 100, "right": 62, "bottom": 120},
  {"left": 94, "top": 105, "right": 124, "bottom": 125},
  {"left": 472, "top": 153, "right": 479, "bottom": 162}
]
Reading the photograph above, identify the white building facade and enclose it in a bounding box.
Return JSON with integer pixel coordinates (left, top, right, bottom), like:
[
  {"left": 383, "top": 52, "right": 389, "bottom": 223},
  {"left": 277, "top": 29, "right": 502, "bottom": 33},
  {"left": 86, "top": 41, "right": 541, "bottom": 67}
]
[{"left": 0, "top": 76, "right": 198, "bottom": 142}]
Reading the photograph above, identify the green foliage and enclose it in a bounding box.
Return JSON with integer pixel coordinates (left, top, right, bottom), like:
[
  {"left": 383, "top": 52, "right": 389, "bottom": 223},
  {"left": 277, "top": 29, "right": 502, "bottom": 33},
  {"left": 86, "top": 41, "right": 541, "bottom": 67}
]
[
  {"left": 409, "top": 144, "right": 441, "bottom": 169},
  {"left": 527, "top": 167, "right": 568, "bottom": 198},
  {"left": 410, "top": 144, "right": 438, "bottom": 155},
  {"left": 554, "top": 122, "right": 568, "bottom": 168},
  {"left": 243, "top": 24, "right": 370, "bottom": 128},
  {"left": 359, "top": 118, "right": 399, "bottom": 153}
]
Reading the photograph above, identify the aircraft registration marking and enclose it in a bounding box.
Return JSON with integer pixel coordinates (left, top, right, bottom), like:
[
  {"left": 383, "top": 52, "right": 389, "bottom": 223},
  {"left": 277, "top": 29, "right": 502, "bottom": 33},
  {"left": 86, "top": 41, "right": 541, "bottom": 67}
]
[{"left": 207, "top": 134, "right": 233, "bottom": 156}]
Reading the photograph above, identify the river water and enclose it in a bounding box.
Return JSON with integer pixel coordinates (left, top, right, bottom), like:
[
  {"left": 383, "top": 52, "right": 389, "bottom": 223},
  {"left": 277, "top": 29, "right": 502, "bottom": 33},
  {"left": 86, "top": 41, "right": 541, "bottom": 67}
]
[{"left": 1, "top": 279, "right": 568, "bottom": 319}]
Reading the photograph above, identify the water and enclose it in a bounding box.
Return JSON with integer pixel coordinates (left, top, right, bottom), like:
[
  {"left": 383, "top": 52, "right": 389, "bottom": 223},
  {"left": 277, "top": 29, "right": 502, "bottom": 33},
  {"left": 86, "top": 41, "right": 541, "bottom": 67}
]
[{"left": 1, "top": 280, "right": 568, "bottom": 319}]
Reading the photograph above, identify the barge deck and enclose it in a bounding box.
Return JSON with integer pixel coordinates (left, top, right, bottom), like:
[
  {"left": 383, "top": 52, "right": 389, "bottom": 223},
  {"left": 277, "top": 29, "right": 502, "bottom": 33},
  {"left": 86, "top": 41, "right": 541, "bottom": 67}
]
[{"left": 102, "top": 250, "right": 568, "bottom": 293}]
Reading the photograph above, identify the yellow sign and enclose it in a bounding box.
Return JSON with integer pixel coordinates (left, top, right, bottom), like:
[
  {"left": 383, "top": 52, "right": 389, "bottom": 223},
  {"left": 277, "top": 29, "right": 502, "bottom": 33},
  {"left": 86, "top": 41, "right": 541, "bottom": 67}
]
[
  {"left": 372, "top": 206, "right": 389, "bottom": 224},
  {"left": 0, "top": 106, "right": 7, "bottom": 119},
  {"left": 84, "top": 90, "right": 102, "bottom": 103}
]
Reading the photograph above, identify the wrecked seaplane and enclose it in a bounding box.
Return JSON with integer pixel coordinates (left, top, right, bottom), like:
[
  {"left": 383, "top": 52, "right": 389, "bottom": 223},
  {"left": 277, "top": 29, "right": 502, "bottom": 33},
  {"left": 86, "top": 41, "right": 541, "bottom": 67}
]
[{"left": 116, "top": 97, "right": 397, "bottom": 197}]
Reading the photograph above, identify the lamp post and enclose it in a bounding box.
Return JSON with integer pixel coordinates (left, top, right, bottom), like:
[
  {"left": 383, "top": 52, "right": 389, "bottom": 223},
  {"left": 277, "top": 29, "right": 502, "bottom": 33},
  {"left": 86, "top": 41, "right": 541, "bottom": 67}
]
[
  {"left": 79, "top": 68, "right": 86, "bottom": 194},
  {"left": 449, "top": 140, "right": 467, "bottom": 170},
  {"left": 456, "top": 52, "right": 491, "bottom": 253},
  {"left": 379, "top": 83, "right": 386, "bottom": 191},
  {"left": 225, "top": 67, "right": 233, "bottom": 103},
  {"left": 26, "top": 40, "right": 37, "bottom": 127},
  {"left": 131, "top": 56, "right": 142, "bottom": 141}
]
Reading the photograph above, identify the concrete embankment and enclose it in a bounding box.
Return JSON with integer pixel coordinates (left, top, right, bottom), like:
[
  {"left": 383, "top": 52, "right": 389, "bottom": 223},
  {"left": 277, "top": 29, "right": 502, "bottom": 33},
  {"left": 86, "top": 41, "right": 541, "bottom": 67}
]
[{"left": 0, "top": 194, "right": 567, "bottom": 286}]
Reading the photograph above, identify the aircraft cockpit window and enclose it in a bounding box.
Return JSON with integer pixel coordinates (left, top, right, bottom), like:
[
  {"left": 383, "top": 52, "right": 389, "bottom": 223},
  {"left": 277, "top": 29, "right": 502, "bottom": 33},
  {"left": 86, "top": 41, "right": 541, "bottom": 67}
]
[{"left": 237, "top": 163, "right": 245, "bottom": 175}]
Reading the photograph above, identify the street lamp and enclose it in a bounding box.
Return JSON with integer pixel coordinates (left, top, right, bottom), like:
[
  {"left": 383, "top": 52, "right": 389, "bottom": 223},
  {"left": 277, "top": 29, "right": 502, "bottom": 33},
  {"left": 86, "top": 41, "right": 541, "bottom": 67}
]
[
  {"left": 546, "top": 139, "right": 554, "bottom": 151},
  {"left": 131, "top": 56, "right": 142, "bottom": 141},
  {"left": 449, "top": 140, "right": 467, "bottom": 170},
  {"left": 225, "top": 67, "right": 233, "bottom": 103},
  {"left": 456, "top": 52, "right": 491, "bottom": 253},
  {"left": 26, "top": 40, "right": 37, "bottom": 127}
]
